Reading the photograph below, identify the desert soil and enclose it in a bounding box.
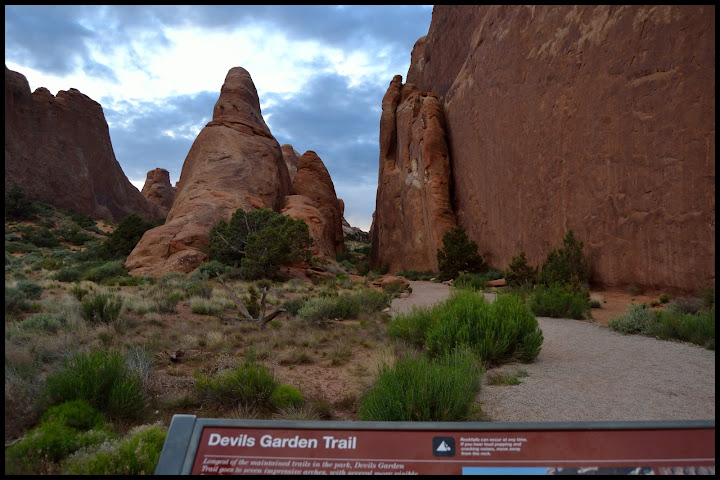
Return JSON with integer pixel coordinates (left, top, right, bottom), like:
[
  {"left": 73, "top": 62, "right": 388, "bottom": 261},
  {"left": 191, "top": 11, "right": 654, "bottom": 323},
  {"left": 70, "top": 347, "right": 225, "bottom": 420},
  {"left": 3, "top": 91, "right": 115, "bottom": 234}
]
[{"left": 390, "top": 281, "right": 716, "bottom": 423}]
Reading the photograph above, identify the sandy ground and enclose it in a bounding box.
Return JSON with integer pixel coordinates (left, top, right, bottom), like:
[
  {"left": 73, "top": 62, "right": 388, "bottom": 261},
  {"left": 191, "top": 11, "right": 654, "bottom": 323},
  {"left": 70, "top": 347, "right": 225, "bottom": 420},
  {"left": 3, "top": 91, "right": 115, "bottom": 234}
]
[{"left": 390, "top": 281, "right": 715, "bottom": 422}]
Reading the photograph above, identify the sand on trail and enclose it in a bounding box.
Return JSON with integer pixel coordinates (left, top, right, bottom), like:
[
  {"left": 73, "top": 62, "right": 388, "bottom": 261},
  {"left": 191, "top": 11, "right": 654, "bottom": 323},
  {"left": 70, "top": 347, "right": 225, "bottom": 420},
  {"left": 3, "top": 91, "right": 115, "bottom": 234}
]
[{"left": 389, "top": 281, "right": 715, "bottom": 422}]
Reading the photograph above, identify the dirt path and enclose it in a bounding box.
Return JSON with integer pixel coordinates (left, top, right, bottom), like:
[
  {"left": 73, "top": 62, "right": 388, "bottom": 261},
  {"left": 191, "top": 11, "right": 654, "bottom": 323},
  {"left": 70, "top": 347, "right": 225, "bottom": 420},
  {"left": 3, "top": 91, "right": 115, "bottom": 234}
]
[{"left": 389, "top": 282, "right": 715, "bottom": 422}]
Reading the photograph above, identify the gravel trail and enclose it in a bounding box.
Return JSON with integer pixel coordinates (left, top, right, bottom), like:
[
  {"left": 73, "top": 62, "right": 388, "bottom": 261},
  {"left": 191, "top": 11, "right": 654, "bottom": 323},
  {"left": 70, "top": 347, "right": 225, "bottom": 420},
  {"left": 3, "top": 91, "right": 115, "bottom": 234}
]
[{"left": 390, "top": 281, "right": 716, "bottom": 422}]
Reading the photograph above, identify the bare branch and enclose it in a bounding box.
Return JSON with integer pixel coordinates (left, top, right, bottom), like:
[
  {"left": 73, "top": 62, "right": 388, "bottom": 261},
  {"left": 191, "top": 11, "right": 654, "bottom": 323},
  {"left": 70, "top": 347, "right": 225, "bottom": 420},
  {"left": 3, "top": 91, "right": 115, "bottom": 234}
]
[
  {"left": 215, "top": 274, "right": 253, "bottom": 320},
  {"left": 215, "top": 231, "right": 245, "bottom": 256}
]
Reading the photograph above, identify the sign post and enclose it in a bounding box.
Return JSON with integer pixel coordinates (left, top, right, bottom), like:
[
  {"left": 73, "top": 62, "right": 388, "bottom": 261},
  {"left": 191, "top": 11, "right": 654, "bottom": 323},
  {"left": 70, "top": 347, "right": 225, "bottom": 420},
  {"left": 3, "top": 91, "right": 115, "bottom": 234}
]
[{"left": 155, "top": 417, "right": 714, "bottom": 475}]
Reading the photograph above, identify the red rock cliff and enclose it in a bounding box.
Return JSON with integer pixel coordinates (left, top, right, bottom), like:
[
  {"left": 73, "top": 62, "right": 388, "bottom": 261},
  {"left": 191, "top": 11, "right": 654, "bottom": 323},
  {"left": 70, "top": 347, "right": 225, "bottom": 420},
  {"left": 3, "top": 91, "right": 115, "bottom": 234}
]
[
  {"left": 4, "top": 66, "right": 165, "bottom": 222},
  {"left": 377, "top": 5, "right": 715, "bottom": 293}
]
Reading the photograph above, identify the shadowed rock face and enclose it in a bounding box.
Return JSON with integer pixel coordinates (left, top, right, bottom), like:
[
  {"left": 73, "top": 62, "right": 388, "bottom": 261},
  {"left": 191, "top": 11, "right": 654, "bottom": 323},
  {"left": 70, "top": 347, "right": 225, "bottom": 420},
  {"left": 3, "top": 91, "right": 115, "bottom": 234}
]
[
  {"left": 282, "top": 150, "right": 344, "bottom": 259},
  {"left": 141, "top": 168, "right": 175, "bottom": 214},
  {"left": 281, "top": 144, "right": 300, "bottom": 182},
  {"left": 126, "top": 67, "right": 293, "bottom": 276},
  {"left": 4, "top": 66, "right": 165, "bottom": 222},
  {"left": 371, "top": 75, "right": 457, "bottom": 273},
  {"left": 377, "top": 5, "right": 715, "bottom": 293}
]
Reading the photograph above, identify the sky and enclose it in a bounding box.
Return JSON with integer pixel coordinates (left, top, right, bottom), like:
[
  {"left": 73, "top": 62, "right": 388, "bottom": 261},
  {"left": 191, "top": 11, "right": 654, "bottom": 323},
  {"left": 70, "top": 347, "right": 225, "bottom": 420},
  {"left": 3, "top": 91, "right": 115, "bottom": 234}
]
[{"left": 4, "top": 5, "right": 433, "bottom": 231}]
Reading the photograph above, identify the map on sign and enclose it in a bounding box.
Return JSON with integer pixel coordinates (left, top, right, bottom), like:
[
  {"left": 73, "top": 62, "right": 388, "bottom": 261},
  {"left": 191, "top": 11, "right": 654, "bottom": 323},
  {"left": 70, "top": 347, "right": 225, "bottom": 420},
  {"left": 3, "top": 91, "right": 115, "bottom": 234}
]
[{"left": 155, "top": 416, "right": 715, "bottom": 475}]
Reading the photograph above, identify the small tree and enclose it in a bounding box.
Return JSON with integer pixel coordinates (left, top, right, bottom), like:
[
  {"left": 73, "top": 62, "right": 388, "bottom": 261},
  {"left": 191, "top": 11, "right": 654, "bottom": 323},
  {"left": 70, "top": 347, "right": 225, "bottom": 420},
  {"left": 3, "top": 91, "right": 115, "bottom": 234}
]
[
  {"left": 209, "top": 208, "right": 313, "bottom": 281},
  {"left": 505, "top": 251, "right": 539, "bottom": 289},
  {"left": 437, "top": 225, "right": 488, "bottom": 281},
  {"left": 97, "top": 214, "right": 163, "bottom": 260},
  {"left": 538, "top": 230, "right": 591, "bottom": 292},
  {"left": 5, "top": 185, "right": 35, "bottom": 220}
]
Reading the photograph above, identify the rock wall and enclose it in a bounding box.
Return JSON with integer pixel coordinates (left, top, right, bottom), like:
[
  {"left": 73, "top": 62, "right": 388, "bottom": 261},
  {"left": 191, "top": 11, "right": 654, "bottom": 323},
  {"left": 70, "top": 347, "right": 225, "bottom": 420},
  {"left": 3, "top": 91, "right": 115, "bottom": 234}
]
[
  {"left": 4, "top": 66, "right": 165, "bottom": 222},
  {"left": 380, "top": 5, "right": 714, "bottom": 293},
  {"left": 371, "top": 75, "right": 457, "bottom": 273},
  {"left": 126, "top": 67, "right": 293, "bottom": 276}
]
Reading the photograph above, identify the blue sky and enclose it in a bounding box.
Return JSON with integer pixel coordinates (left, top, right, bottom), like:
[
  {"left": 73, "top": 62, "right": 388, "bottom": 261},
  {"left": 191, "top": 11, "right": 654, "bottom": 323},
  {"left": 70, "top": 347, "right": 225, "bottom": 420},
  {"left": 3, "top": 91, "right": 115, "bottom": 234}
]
[{"left": 5, "top": 5, "right": 433, "bottom": 231}]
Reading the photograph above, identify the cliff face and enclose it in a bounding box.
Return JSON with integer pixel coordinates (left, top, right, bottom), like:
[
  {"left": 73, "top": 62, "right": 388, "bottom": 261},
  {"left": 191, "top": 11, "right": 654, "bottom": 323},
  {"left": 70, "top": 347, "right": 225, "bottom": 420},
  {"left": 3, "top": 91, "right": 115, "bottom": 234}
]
[
  {"left": 371, "top": 76, "right": 456, "bottom": 273},
  {"left": 4, "top": 66, "right": 165, "bottom": 222},
  {"left": 376, "top": 5, "right": 714, "bottom": 292}
]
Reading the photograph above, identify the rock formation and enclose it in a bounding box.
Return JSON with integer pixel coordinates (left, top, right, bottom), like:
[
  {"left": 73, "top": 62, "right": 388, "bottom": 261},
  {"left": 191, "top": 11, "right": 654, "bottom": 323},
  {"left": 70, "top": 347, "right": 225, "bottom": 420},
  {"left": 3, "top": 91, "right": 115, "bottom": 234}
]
[
  {"left": 281, "top": 144, "right": 300, "bottom": 182},
  {"left": 141, "top": 168, "right": 175, "bottom": 214},
  {"left": 126, "top": 67, "right": 293, "bottom": 276},
  {"left": 374, "top": 5, "right": 715, "bottom": 293},
  {"left": 4, "top": 66, "right": 165, "bottom": 222},
  {"left": 339, "top": 199, "right": 370, "bottom": 242},
  {"left": 282, "top": 151, "right": 344, "bottom": 259},
  {"left": 371, "top": 75, "right": 457, "bottom": 273}
]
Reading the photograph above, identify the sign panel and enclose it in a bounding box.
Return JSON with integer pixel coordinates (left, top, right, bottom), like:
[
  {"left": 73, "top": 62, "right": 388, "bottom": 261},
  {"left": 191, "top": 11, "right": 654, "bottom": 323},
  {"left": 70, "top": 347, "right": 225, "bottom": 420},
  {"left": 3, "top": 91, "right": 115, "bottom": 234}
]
[{"left": 155, "top": 417, "right": 715, "bottom": 475}]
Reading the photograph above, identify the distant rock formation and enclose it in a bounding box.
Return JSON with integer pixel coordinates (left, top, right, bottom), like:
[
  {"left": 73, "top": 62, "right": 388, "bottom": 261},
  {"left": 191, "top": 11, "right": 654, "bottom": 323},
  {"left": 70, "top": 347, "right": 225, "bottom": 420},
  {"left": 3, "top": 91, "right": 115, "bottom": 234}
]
[
  {"left": 338, "top": 199, "right": 370, "bottom": 242},
  {"left": 141, "top": 168, "right": 175, "bottom": 214},
  {"left": 374, "top": 5, "right": 715, "bottom": 293},
  {"left": 371, "top": 75, "right": 457, "bottom": 273},
  {"left": 126, "top": 67, "right": 293, "bottom": 276},
  {"left": 281, "top": 144, "right": 300, "bottom": 182},
  {"left": 282, "top": 151, "right": 344, "bottom": 259},
  {"left": 4, "top": 66, "right": 165, "bottom": 222}
]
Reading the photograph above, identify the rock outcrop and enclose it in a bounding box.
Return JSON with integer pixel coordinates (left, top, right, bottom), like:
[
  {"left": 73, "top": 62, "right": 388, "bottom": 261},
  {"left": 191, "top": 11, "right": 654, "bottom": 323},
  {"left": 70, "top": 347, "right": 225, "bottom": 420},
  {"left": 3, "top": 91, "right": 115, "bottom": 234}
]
[
  {"left": 141, "top": 168, "right": 175, "bottom": 214},
  {"left": 281, "top": 144, "right": 300, "bottom": 182},
  {"left": 371, "top": 75, "right": 457, "bottom": 273},
  {"left": 282, "top": 151, "right": 344, "bottom": 259},
  {"left": 339, "top": 199, "right": 370, "bottom": 242},
  {"left": 126, "top": 67, "right": 293, "bottom": 276},
  {"left": 4, "top": 66, "right": 165, "bottom": 222},
  {"left": 375, "top": 5, "right": 715, "bottom": 293}
]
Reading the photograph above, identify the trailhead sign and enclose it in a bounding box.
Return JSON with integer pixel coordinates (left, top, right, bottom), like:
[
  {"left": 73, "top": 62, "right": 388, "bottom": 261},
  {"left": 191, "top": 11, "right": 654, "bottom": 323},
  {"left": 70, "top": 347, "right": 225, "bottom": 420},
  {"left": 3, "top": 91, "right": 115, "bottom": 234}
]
[{"left": 155, "top": 416, "right": 715, "bottom": 475}]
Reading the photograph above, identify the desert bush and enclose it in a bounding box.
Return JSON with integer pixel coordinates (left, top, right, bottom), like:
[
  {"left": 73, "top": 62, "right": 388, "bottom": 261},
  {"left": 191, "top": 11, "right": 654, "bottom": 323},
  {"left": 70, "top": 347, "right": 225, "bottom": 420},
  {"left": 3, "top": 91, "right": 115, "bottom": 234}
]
[
  {"left": 62, "top": 423, "right": 167, "bottom": 475},
  {"left": 5, "top": 240, "right": 37, "bottom": 253},
  {"left": 41, "top": 348, "right": 146, "bottom": 421},
  {"left": 658, "top": 293, "right": 670, "bottom": 304},
  {"left": 297, "top": 288, "right": 389, "bottom": 324},
  {"left": 194, "top": 361, "right": 278, "bottom": 408},
  {"left": 357, "top": 346, "right": 482, "bottom": 422},
  {"left": 20, "top": 312, "right": 63, "bottom": 333},
  {"left": 667, "top": 297, "right": 705, "bottom": 315},
  {"left": 189, "top": 297, "right": 225, "bottom": 316},
  {"left": 5, "top": 185, "right": 37, "bottom": 220},
  {"left": 209, "top": 208, "right": 313, "bottom": 280},
  {"left": 283, "top": 295, "right": 309, "bottom": 316},
  {"left": 505, "top": 251, "right": 539, "bottom": 289},
  {"left": 529, "top": 283, "right": 590, "bottom": 320},
  {"left": 609, "top": 304, "right": 656, "bottom": 334},
  {"left": 269, "top": 384, "right": 304, "bottom": 410},
  {"left": 20, "top": 224, "right": 61, "bottom": 248},
  {"left": 153, "top": 290, "right": 184, "bottom": 314},
  {"left": 436, "top": 225, "right": 488, "bottom": 281},
  {"left": 390, "top": 290, "right": 543, "bottom": 366},
  {"left": 190, "top": 260, "right": 230, "bottom": 281},
  {"left": 82, "top": 260, "right": 127, "bottom": 283},
  {"left": 396, "top": 270, "right": 435, "bottom": 281},
  {"left": 453, "top": 270, "right": 503, "bottom": 291},
  {"left": 5, "top": 286, "right": 32, "bottom": 314},
  {"left": 55, "top": 266, "right": 83, "bottom": 282},
  {"left": 5, "top": 402, "right": 114, "bottom": 475},
  {"left": 16, "top": 279, "right": 43, "bottom": 299},
  {"left": 537, "top": 230, "right": 591, "bottom": 292},
  {"left": 81, "top": 293, "right": 124, "bottom": 325}
]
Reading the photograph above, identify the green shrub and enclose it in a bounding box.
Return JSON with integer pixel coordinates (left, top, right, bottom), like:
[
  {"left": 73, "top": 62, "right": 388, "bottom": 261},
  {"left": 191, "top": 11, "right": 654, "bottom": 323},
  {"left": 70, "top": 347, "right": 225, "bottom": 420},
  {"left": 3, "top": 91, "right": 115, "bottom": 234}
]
[
  {"left": 194, "top": 361, "right": 278, "bottom": 408},
  {"left": 5, "top": 419, "right": 114, "bottom": 474},
  {"left": 41, "top": 349, "right": 145, "bottom": 420},
  {"left": 396, "top": 270, "right": 435, "bottom": 281},
  {"left": 82, "top": 260, "right": 127, "bottom": 283},
  {"left": 5, "top": 240, "right": 37, "bottom": 253},
  {"left": 16, "top": 279, "right": 43, "bottom": 299},
  {"left": 153, "top": 290, "right": 184, "bottom": 313},
  {"left": 81, "top": 293, "right": 124, "bottom": 325},
  {"left": 453, "top": 272, "right": 503, "bottom": 291},
  {"left": 389, "top": 290, "right": 543, "bottom": 366},
  {"left": 21, "top": 225, "right": 61, "bottom": 248},
  {"left": 529, "top": 284, "right": 590, "bottom": 320},
  {"left": 186, "top": 280, "right": 213, "bottom": 299},
  {"left": 645, "top": 306, "right": 715, "bottom": 350},
  {"left": 5, "top": 185, "right": 37, "bottom": 220},
  {"left": 62, "top": 423, "right": 167, "bottom": 475},
  {"left": 41, "top": 399, "right": 109, "bottom": 431},
  {"left": 269, "top": 384, "right": 304, "bottom": 410},
  {"left": 357, "top": 347, "right": 483, "bottom": 422},
  {"left": 436, "top": 225, "right": 488, "bottom": 281},
  {"left": 505, "top": 251, "right": 539, "bottom": 289},
  {"left": 209, "top": 208, "right": 313, "bottom": 280},
  {"left": 188, "top": 297, "right": 225, "bottom": 316},
  {"left": 699, "top": 285, "right": 715, "bottom": 309},
  {"left": 537, "top": 230, "right": 591, "bottom": 292},
  {"left": 21, "top": 312, "right": 63, "bottom": 333},
  {"left": 658, "top": 293, "right": 670, "bottom": 304},
  {"left": 297, "top": 289, "right": 389, "bottom": 324},
  {"left": 190, "top": 260, "right": 231, "bottom": 280},
  {"left": 5, "top": 286, "right": 32, "bottom": 314},
  {"left": 609, "top": 304, "right": 656, "bottom": 334},
  {"left": 283, "top": 296, "right": 308, "bottom": 316},
  {"left": 55, "top": 266, "right": 83, "bottom": 282}
]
